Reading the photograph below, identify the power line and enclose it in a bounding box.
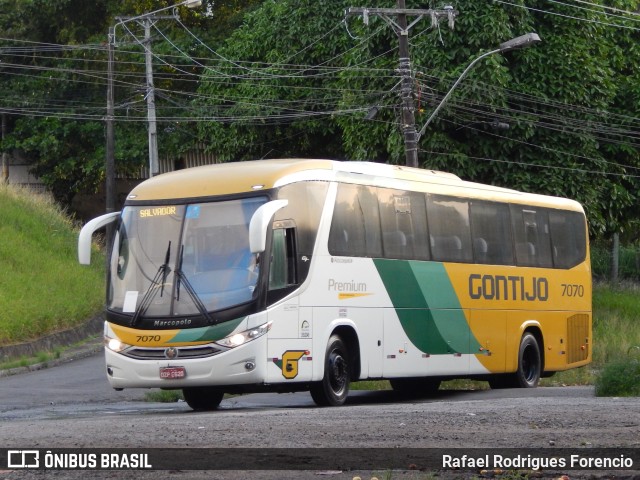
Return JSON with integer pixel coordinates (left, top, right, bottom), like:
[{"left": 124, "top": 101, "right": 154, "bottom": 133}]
[
  {"left": 493, "top": 0, "right": 640, "bottom": 30},
  {"left": 421, "top": 149, "right": 640, "bottom": 179}
]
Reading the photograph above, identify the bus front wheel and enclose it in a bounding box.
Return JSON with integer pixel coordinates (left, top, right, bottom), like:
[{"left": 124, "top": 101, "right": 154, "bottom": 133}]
[
  {"left": 310, "top": 335, "right": 350, "bottom": 407},
  {"left": 182, "top": 387, "right": 224, "bottom": 411}
]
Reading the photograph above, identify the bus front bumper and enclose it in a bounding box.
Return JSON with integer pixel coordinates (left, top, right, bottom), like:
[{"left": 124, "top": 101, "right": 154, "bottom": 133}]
[{"left": 104, "top": 335, "right": 268, "bottom": 390}]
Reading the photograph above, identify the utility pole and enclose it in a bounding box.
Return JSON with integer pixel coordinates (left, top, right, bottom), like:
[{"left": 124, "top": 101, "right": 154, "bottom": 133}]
[
  {"left": 396, "top": 0, "right": 417, "bottom": 168},
  {"left": 109, "top": 2, "right": 202, "bottom": 181},
  {"left": 105, "top": 27, "right": 116, "bottom": 250},
  {"left": 114, "top": 14, "right": 173, "bottom": 179},
  {"left": 347, "top": 3, "right": 456, "bottom": 168},
  {"left": 143, "top": 17, "right": 160, "bottom": 178}
]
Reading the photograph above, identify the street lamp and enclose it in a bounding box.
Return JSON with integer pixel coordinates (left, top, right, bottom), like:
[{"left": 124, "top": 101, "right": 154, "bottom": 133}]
[{"left": 416, "top": 32, "right": 541, "bottom": 141}]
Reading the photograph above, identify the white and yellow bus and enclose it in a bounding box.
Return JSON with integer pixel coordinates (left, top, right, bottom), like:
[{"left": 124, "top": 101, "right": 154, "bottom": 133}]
[{"left": 79, "top": 159, "right": 591, "bottom": 410}]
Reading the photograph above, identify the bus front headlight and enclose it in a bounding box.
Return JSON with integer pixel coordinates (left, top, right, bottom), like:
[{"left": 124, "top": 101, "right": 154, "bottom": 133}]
[
  {"left": 104, "top": 336, "right": 130, "bottom": 353},
  {"left": 215, "top": 322, "right": 271, "bottom": 348}
]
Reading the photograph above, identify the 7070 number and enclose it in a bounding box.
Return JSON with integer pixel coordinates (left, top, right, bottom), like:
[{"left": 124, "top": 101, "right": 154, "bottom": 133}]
[
  {"left": 136, "top": 335, "right": 161, "bottom": 343},
  {"left": 561, "top": 283, "right": 584, "bottom": 297}
]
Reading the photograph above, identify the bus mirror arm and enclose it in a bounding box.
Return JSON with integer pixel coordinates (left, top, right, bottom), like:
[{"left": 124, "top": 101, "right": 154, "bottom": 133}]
[
  {"left": 78, "top": 212, "right": 120, "bottom": 265},
  {"left": 249, "top": 200, "right": 289, "bottom": 254}
]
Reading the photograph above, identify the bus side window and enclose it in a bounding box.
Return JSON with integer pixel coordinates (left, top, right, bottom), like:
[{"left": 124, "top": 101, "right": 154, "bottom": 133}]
[
  {"left": 426, "top": 194, "right": 472, "bottom": 263},
  {"left": 511, "top": 206, "right": 552, "bottom": 268},
  {"left": 469, "top": 201, "right": 513, "bottom": 265},
  {"left": 269, "top": 227, "right": 297, "bottom": 290},
  {"left": 328, "top": 184, "right": 382, "bottom": 258},
  {"left": 549, "top": 210, "right": 586, "bottom": 268}
]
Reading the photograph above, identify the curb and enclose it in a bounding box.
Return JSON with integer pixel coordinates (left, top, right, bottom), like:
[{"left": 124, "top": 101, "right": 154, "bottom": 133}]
[{"left": 0, "top": 314, "right": 104, "bottom": 378}]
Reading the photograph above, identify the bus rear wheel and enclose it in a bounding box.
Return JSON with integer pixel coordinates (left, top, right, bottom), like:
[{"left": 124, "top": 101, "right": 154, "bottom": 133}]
[
  {"left": 182, "top": 387, "right": 224, "bottom": 411},
  {"left": 310, "top": 335, "right": 350, "bottom": 407},
  {"left": 515, "top": 333, "right": 542, "bottom": 388},
  {"left": 489, "top": 333, "right": 541, "bottom": 389}
]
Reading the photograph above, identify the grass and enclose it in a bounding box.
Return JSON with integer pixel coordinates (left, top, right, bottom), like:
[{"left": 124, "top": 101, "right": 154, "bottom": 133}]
[
  {"left": 0, "top": 184, "right": 105, "bottom": 345},
  {"left": 0, "top": 347, "right": 62, "bottom": 370},
  {"left": 144, "top": 389, "right": 184, "bottom": 403},
  {"left": 595, "top": 358, "right": 640, "bottom": 396}
]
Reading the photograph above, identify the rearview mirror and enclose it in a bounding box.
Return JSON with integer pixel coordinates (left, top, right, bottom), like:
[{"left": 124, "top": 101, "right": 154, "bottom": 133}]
[
  {"left": 249, "top": 200, "right": 289, "bottom": 254},
  {"left": 78, "top": 212, "right": 120, "bottom": 265}
]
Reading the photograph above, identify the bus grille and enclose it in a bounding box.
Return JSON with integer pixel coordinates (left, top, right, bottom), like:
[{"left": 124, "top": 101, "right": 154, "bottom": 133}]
[
  {"left": 122, "top": 344, "right": 224, "bottom": 360},
  {"left": 567, "top": 314, "right": 590, "bottom": 364}
]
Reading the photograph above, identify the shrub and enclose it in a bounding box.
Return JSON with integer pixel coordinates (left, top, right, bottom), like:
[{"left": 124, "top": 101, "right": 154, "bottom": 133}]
[{"left": 595, "top": 355, "right": 640, "bottom": 397}]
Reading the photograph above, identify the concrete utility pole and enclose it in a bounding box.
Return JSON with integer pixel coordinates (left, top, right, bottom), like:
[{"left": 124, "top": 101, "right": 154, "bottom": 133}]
[
  {"left": 143, "top": 17, "right": 160, "bottom": 178},
  {"left": 106, "top": 27, "right": 116, "bottom": 217},
  {"left": 105, "top": 27, "right": 116, "bottom": 250},
  {"left": 347, "top": 2, "right": 456, "bottom": 168},
  {"left": 112, "top": 10, "right": 189, "bottom": 180}
]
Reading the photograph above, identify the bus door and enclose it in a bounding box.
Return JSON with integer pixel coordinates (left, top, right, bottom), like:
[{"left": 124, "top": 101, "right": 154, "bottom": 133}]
[{"left": 265, "top": 223, "right": 313, "bottom": 383}]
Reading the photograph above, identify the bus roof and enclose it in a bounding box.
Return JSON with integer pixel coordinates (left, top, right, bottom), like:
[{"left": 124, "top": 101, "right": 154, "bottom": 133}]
[{"left": 126, "top": 158, "right": 583, "bottom": 212}]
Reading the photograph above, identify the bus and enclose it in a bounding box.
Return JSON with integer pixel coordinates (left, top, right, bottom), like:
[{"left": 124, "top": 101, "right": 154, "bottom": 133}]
[{"left": 78, "top": 159, "right": 591, "bottom": 410}]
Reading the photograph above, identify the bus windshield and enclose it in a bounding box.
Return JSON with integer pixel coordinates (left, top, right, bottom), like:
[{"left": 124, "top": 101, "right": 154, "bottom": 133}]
[{"left": 108, "top": 197, "right": 267, "bottom": 319}]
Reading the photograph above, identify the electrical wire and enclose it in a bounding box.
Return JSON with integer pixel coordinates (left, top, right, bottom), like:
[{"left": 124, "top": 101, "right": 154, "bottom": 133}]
[{"left": 493, "top": 0, "right": 640, "bottom": 31}]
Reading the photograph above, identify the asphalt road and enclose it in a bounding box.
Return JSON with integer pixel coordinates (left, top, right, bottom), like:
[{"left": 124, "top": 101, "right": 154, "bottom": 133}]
[
  {"left": 1, "top": 352, "right": 639, "bottom": 480},
  {"left": 0, "top": 352, "right": 600, "bottom": 419}
]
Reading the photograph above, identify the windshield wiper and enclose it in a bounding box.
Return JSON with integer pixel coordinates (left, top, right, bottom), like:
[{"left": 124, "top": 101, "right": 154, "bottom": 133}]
[
  {"left": 131, "top": 242, "right": 172, "bottom": 326},
  {"left": 175, "top": 245, "right": 216, "bottom": 325}
]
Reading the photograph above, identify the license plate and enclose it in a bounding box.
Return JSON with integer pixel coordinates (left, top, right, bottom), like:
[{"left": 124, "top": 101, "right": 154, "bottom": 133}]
[{"left": 159, "top": 366, "right": 186, "bottom": 379}]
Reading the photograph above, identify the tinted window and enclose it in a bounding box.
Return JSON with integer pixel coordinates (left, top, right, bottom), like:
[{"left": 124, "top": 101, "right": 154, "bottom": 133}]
[
  {"left": 511, "top": 206, "right": 553, "bottom": 268},
  {"left": 276, "top": 182, "right": 328, "bottom": 257},
  {"left": 329, "top": 184, "right": 382, "bottom": 257},
  {"left": 470, "top": 201, "right": 514, "bottom": 265},
  {"left": 276, "top": 181, "right": 329, "bottom": 282},
  {"left": 427, "top": 195, "right": 472, "bottom": 263},
  {"left": 549, "top": 210, "right": 587, "bottom": 268},
  {"left": 269, "top": 228, "right": 297, "bottom": 290},
  {"left": 378, "top": 189, "right": 430, "bottom": 260}
]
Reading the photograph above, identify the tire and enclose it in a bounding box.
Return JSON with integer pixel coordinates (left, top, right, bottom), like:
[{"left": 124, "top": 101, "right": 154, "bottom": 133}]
[
  {"left": 390, "top": 377, "right": 441, "bottom": 397},
  {"left": 515, "top": 333, "right": 542, "bottom": 388},
  {"left": 182, "top": 387, "right": 224, "bottom": 411},
  {"left": 489, "top": 333, "right": 541, "bottom": 389},
  {"left": 310, "top": 335, "right": 350, "bottom": 406}
]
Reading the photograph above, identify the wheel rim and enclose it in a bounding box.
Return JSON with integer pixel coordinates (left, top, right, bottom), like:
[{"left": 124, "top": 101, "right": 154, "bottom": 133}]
[{"left": 328, "top": 350, "right": 348, "bottom": 395}]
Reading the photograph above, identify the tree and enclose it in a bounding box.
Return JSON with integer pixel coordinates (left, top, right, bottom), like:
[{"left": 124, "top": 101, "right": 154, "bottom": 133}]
[
  {"left": 196, "top": 0, "right": 640, "bottom": 238},
  {"left": 0, "top": 0, "right": 112, "bottom": 204},
  {"left": 0, "top": 0, "right": 263, "bottom": 207}
]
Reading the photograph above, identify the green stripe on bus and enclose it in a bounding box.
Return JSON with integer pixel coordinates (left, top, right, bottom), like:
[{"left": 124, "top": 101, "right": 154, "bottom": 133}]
[
  {"left": 373, "top": 259, "right": 480, "bottom": 355},
  {"left": 168, "top": 317, "right": 245, "bottom": 343}
]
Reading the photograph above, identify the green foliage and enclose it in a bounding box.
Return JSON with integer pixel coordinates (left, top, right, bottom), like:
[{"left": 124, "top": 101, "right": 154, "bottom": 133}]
[
  {"left": 595, "top": 356, "right": 640, "bottom": 397},
  {"left": 591, "top": 242, "right": 640, "bottom": 282},
  {"left": 2, "top": 0, "right": 640, "bottom": 237},
  {"left": 198, "top": 0, "right": 361, "bottom": 161},
  {"left": 0, "top": 0, "right": 112, "bottom": 205},
  {"left": 198, "top": 0, "right": 640, "bottom": 238},
  {"left": 592, "top": 284, "right": 640, "bottom": 366},
  {"left": 0, "top": 0, "right": 261, "bottom": 208},
  {"left": 0, "top": 185, "right": 105, "bottom": 344}
]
